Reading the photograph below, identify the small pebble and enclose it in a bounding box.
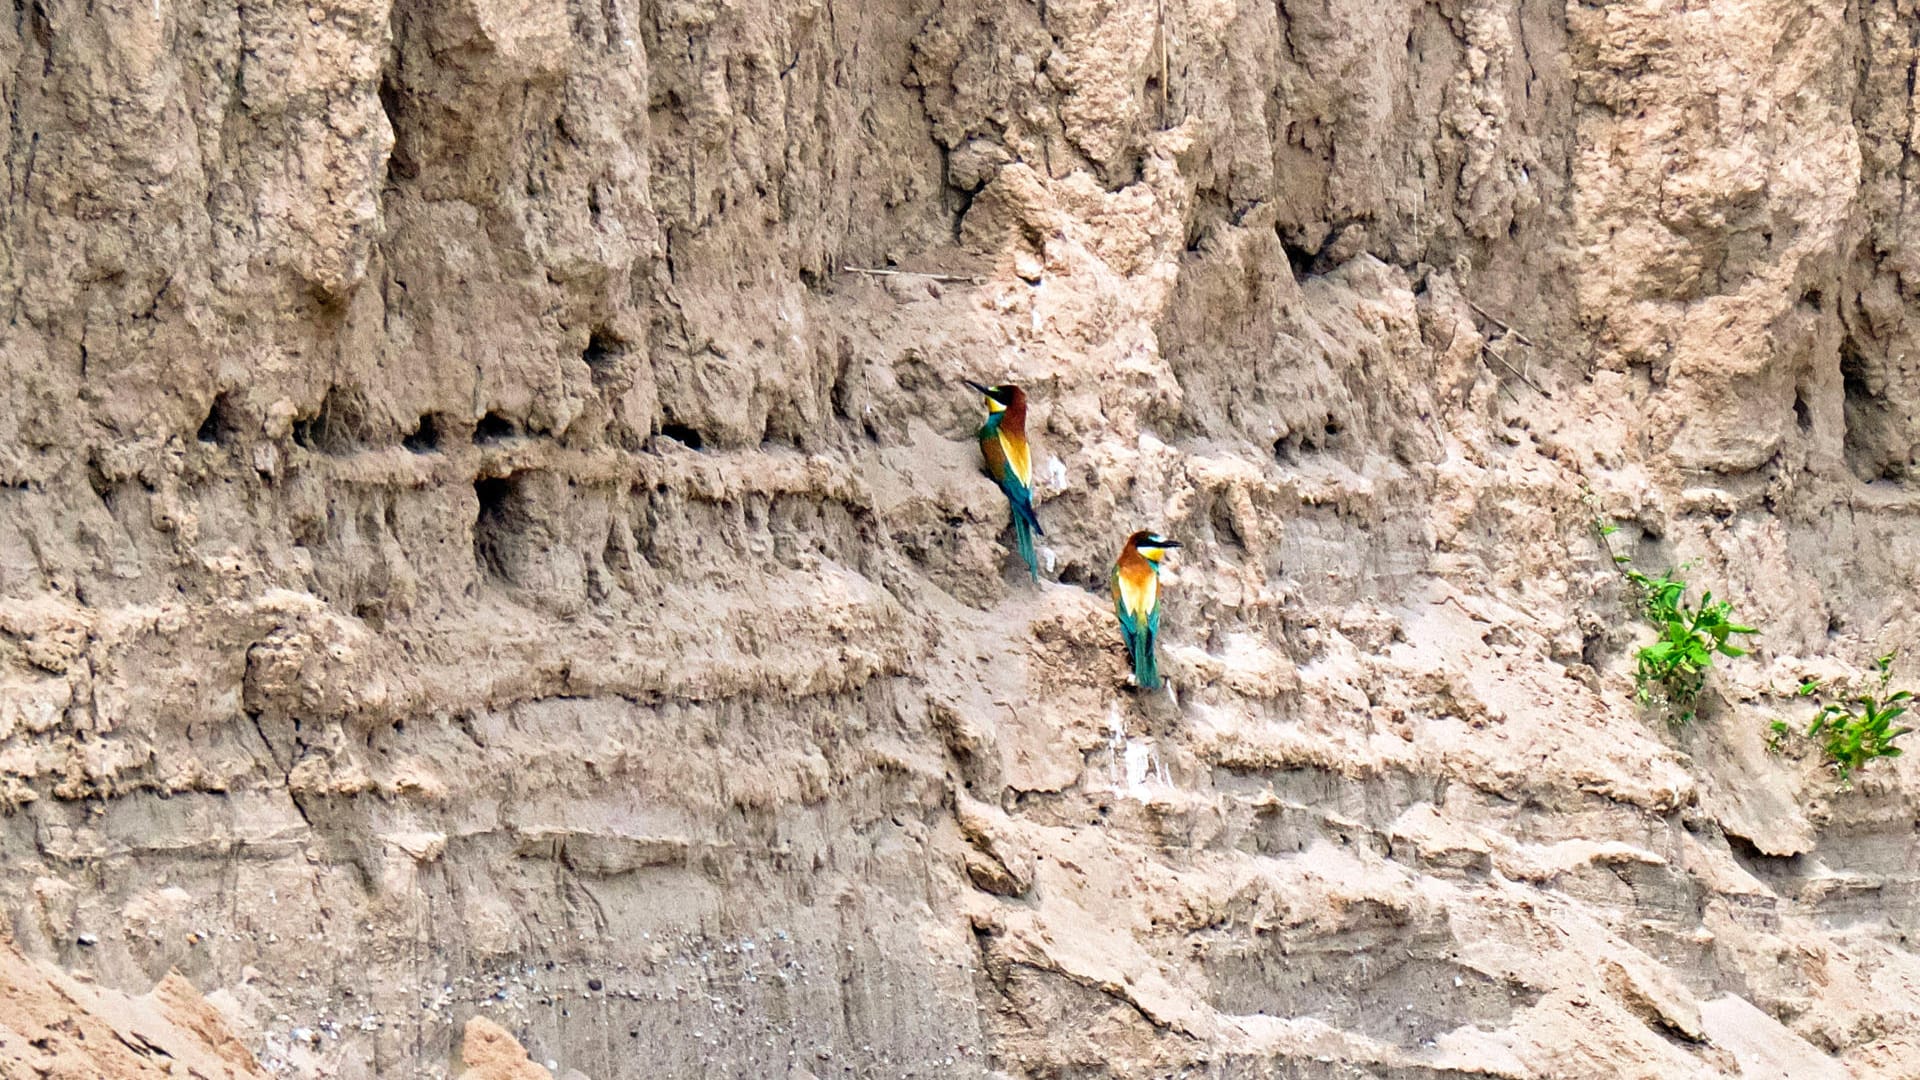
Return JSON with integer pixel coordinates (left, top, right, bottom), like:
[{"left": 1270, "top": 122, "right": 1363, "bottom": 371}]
[
  {"left": 76, "top": 933, "right": 98, "bottom": 947},
  {"left": 588, "top": 978, "right": 603, "bottom": 991}
]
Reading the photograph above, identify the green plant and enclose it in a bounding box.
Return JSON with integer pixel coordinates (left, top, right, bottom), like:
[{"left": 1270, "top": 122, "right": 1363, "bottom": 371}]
[
  {"left": 1765, "top": 718, "right": 1793, "bottom": 754},
  {"left": 1593, "top": 518, "right": 1628, "bottom": 567},
  {"left": 1593, "top": 518, "right": 1756, "bottom": 723},
  {"left": 1801, "top": 653, "right": 1914, "bottom": 785},
  {"left": 1626, "top": 568, "right": 1755, "bottom": 721}
]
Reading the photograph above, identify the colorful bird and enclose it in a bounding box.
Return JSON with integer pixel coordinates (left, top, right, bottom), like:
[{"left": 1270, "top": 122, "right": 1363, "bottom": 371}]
[
  {"left": 1112, "top": 530, "right": 1181, "bottom": 689},
  {"left": 964, "top": 380, "right": 1044, "bottom": 581}
]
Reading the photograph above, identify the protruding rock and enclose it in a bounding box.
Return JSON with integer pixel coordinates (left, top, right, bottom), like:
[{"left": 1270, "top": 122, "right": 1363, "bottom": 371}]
[{"left": 457, "top": 1016, "right": 554, "bottom": 1079}]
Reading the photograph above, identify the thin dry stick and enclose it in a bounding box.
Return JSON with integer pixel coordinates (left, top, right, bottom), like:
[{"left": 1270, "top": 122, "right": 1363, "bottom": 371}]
[
  {"left": 1481, "top": 340, "right": 1552, "bottom": 399},
  {"left": 1465, "top": 299, "right": 1549, "bottom": 397},
  {"left": 1157, "top": 0, "right": 1170, "bottom": 126},
  {"left": 1591, "top": 516, "right": 1625, "bottom": 573},
  {"left": 1466, "top": 299, "right": 1537, "bottom": 347},
  {"left": 842, "top": 266, "right": 982, "bottom": 284}
]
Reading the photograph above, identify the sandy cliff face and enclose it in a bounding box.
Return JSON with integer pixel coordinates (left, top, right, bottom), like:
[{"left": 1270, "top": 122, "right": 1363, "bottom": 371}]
[{"left": 4, "top": 0, "right": 1920, "bottom": 1075}]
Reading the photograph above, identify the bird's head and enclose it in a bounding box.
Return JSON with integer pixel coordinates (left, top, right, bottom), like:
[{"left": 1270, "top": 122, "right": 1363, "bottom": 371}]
[
  {"left": 963, "top": 380, "right": 1024, "bottom": 415},
  {"left": 1128, "top": 530, "right": 1182, "bottom": 565}
]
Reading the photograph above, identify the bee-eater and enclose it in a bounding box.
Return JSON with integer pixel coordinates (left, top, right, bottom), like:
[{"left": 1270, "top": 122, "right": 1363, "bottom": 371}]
[
  {"left": 1113, "top": 531, "right": 1181, "bottom": 689},
  {"left": 964, "top": 380, "right": 1044, "bottom": 581}
]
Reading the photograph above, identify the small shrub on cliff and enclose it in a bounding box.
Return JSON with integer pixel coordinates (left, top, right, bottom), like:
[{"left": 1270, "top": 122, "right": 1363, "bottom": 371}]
[
  {"left": 1766, "top": 718, "right": 1793, "bottom": 755},
  {"left": 1594, "top": 520, "right": 1756, "bottom": 723},
  {"left": 1794, "top": 653, "right": 1914, "bottom": 786},
  {"left": 1625, "top": 567, "right": 1756, "bottom": 722}
]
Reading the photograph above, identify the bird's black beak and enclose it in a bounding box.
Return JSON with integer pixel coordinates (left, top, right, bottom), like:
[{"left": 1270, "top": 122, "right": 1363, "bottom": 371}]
[
  {"left": 962, "top": 379, "right": 990, "bottom": 396},
  {"left": 1161, "top": 539, "right": 1183, "bottom": 549}
]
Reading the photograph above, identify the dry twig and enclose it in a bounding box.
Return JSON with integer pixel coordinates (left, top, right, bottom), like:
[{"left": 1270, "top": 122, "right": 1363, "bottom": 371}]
[
  {"left": 1466, "top": 299, "right": 1537, "bottom": 347},
  {"left": 843, "top": 266, "right": 982, "bottom": 284},
  {"left": 1480, "top": 341, "right": 1552, "bottom": 399},
  {"left": 1465, "top": 299, "right": 1550, "bottom": 398}
]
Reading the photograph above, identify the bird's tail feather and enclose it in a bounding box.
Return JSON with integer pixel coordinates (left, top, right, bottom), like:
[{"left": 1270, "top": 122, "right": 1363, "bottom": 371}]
[
  {"left": 1118, "top": 615, "right": 1160, "bottom": 689},
  {"left": 1133, "top": 629, "right": 1160, "bottom": 689},
  {"left": 1019, "top": 496, "right": 1044, "bottom": 537},
  {"left": 1013, "top": 508, "right": 1039, "bottom": 581}
]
